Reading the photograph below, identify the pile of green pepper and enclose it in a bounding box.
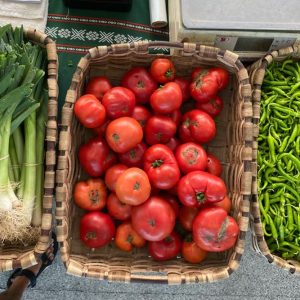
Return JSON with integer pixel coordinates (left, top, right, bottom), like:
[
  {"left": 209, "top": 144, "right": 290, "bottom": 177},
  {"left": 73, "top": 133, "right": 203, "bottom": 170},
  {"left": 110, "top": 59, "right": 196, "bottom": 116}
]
[{"left": 258, "top": 58, "right": 300, "bottom": 260}]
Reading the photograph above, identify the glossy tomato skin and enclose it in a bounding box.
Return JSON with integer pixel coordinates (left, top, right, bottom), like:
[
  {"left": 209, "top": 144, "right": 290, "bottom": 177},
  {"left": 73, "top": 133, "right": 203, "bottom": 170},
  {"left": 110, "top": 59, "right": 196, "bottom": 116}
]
[
  {"left": 131, "top": 196, "right": 176, "bottom": 241},
  {"left": 144, "top": 144, "right": 180, "bottom": 190},
  {"left": 182, "top": 237, "right": 207, "bottom": 264},
  {"left": 104, "top": 164, "right": 128, "bottom": 192},
  {"left": 79, "top": 136, "right": 117, "bottom": 177},
  {"left": 193, "top": 207, "right": 239, "bottom": 252},
  {"left": 177, "top": 171, "right": 227, "bottom": 207},
  {"left": 164, "top": 137, "right": 180, "bottom": 152},
  {"left": 159, "top": 193, "right": 180, "bottom": 218},
  {"left": 206, "top": 153, "right": 223, "bottom": 177},
  {"left": 74, "top": 94, "right": 106, "bottom": 128},
  {"left": 121, "top": 67, "right": 157, "bottom": 104},
  {"left": 178, "top": 206, "right": 199, "bottom": 231},
  {"left": 115, "top": 222, "right": 146, "bottom": 252},
  {"left": 195, "top": 95, "right": 224, "bottom": 118},
  {"left": 150, "top": 58, "right": 176, "bottom": 83},
  {"left": 175, "top": 143, "right": 208, "bottom": 174},
  {"left": 106, "top": 193, "right": 131, "bottom": 221},
  {"left": 208, "top": 67, "right": 229, "bottom": 90},
  {"left": 148, "top": 231, "right": 182, "bottom": 261},
  {"left": 116, "top": 167, "right": 151, "bottom": 206},
  {"left": 85, "top": 76, "right": 112, "bottom": 100},
  {"left": 131, "top": 106, "right": 152, "bottom": 130},
  {"left": 174, "top": 77, "right": 190, "bottom": 101},
  {"left": 179, "top": 109, "right": 216, "bottom": 144},
  {"left": 119, "top": 142, "right": 147, "bottom": 168},
  {"left": 102, "top": 87, "right": 136, "bottom": 119},
  {"left": 80, "top": 211, "right": 115, "bottom": 248},
  {"left": 150, "top": 82, "right": 182, "bottom": 114},
  {"left": 74, "top": 178, "right": 107, "bottom": 211},
  {"left": 106, "top": 117, "right": 143, "bottom": 153},
  {"left": 145, "top": 116, "right": 177, "bottom": 145}
]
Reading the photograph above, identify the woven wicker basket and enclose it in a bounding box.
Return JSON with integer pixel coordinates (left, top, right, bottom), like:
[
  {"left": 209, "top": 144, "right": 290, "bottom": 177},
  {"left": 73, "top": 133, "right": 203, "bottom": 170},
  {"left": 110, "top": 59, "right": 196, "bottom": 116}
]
[
  {"left": 0, "top": 28, "right": 58, "bottom": 272},
  {"left": 56, "top": 41, "right": 252, "bottom": 284},
  {"left": 249, "top": 43, "right": 300, "bottom": 273}
]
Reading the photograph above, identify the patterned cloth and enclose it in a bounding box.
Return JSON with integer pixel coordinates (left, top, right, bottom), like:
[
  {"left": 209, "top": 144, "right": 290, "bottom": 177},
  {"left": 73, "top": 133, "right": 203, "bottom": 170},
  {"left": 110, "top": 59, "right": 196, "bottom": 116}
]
[{"left": 46, "top": 0, "right": 169, "bottom": 110}]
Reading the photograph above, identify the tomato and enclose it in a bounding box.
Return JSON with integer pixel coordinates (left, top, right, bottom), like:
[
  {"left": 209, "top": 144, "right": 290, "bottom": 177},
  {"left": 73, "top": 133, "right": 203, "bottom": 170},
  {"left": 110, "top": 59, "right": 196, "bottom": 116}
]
[
  {"left": 131, "top": 106, "right": 152, "bottom": 130},
  {"left": 74, "top": 94, "right": 106, "bottom": 128},
  {"left": 174, "top": 77, "right": 190, "bottom": 101},
  {"left": 191, "top": 67, "right": 205, "bottom": 81},
  {"left": 178, "top": 206, "right": 199, "bottom": 231},
  {"left": 159, "top": 193, "right": 180, "bottom": 218},
  {"left": 104, "top": 164, "right": 128, "bottom": 192},
  {"left": 208, "top": 67, "right": 229, "bottom": 90},
  {"left": 193, "top": 207, "right": 239, "bottom": 252},
  {"left": 106, "top": 117, "right": 143, "bottom": 153},
  {"left": 150, "top": 58, "right": 175, "bottom": 83},
  {"left": 195, "top": 95, "right": 224, "bottom": 118},
  {"left": 74, "top": 178, "right": 107, "bottom": 211},
  {"left": 145, "top": 116, "right": 176, "bottom": 145},
  {"left": 115, "top": 222, "right": 146, "bottom": 252},
  {"left": 106, "top": 193, "right": 131, "bottom": 221},
  {"left": 121, "top": 67, "right": 157, "bottom": 104},
  {"left": 164, "top": 137, "right": 180, "bottom": 152},
  {"left": 144, "top": 144, "right": 180, "bottom": 190},
  {"left": 119, "top": 142, "right": 147, "bottom": 168},
  {"left": 92, "top": 119, "right": 110, "bottom": 137},
  {"left": 80, "top": 211, "right": 115, "bottom": 248},
  {"left": 102, "top": 87, "right": 136, "bottom": 119},
  {"left": 206, "top": 153, "right": 223, "bottom": 177},
  {"left": 131, "top": 196, "right": 176, "bottom": 241},
  {"left": 205, "top": 195, "right": 232, "bottom": 213},
  {"left": 177, "top": 171, "right": 227, "bottom": 207},
  {"left": 79, "top": 136, "right": 117, "bottom": 177},
  {"left": 179, "top": 109, "right": 216, "bottom": 144},
  {"left": 166, "top": 109, "right": 182, "bottom": 126},
  {"left": 148, "top": 231, "right": 181, "bottom": 261},
  {"left": 85, "top": 76, "right": 112, "bottom": 101},
  {"left": 175, "top": 143, "right": 208, "bottom": 174},
  {"left": 182, "top": 236, "right": 207, "bottom": 264},
  {"left": 116, "top": 167, "right": 151, "bottom": 206}
]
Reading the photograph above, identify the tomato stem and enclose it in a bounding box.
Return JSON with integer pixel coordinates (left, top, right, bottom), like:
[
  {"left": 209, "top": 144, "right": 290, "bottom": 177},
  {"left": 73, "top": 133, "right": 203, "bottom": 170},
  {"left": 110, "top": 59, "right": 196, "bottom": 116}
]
[
  {"left": 196, "top": 192, "right": 206, "bottom": 203},
  {"left": 133, "top": 181, "right": 140, "bottom": 190},
  {"left": 137, "top": 80, "right": 144, "bottom": 88},
  {"left": 89, "top": 189, "right": 99, "bottom": 205},
  {"left": 112, "top": 133, "right": 119, "bottom": 141},
  {"left": 127, "top": 234, "right": 133, "bottom": 244},
  {"left": 165, "top": 69, "right": 173, "bottom": 78},
  {"left": 151, "top": 159, "right": 163, "bottom": 168}
]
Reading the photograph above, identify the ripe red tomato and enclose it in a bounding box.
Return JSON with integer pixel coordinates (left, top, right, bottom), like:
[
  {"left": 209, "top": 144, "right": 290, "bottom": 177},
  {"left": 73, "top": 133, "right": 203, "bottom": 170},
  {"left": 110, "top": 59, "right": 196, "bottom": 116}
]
[
  {"left": 85, "top": 76, "right": 112, "bottom": 101},
  {"left": 104, "top": 164, "right": 128, "bottom": 192},
  {"left": 79, "top": 136, "right": 117, "bottom": 177},
  {"left": 178, "top": 206, "right": 199, "bottom": 231},
  {"left": 203, "top": 195, "right": 232, "bottom": 213},
  {"left": 119, "top": 142, "right": 147, "bottom": 168},
  {"left": 116, "top": 167, "right": 151, "bottom": 206},
  {"left": 179, "top": 109, "right": 216, "bottom": 144},
  {"left": 150, "top": 82, "right": 182, "bottom": 114},
  {"left": 164, "top": 137, "right": 180, "bottom": 152},
  {"left": 208, "top": 67, "right": 229, "bottom": 90},
  {"left": 150, "top": 58, "right": 175, "bottom": 83},
  {"left": 193, "top": 207, "right": 239, "bottom": 252},
  {"left": 206, "top": 153, "right": 223, "bottom": 177},
  {"left": 80, "top": 211, "right": 115, "bottom": 248},
  {"left": 102, "top": 87, "right": 136, "bottom": 119},
  {"left": 159, "top": 193, "right": 180, "bottom": 218},
  {"left": 106, "top": 117, "right": 143, "bottom": 153},
  {"left": 195, "top": 95, "right": 224, "bottom": 118},
  {"left": 92, "top": 119, "right": 110, "bottom": 137},
  {"left": 74, "top": 178, "right": 107, "bottom": 211},
  {"left": 191, "top": 67, "right": 205, "bottom": 81},
  {"left": 115, "top": 222, "right": 146, "bottom": 252},
  {"left": 131, "top": 106, "right": 152, "bottom": 130},
  {"left": 131, "top": 196, "right": 176, "bottom": 241},
  {"left": 121, "top": 67, "right": 157, "bottom": 104},
  {"left": 182, "top": 236, "right": 207, "bottom": 264},
  {"left": 74, "top": 94, "right": 106, "bottom": 128},
  {"left": 175, "top": 142, "right": 208, "bottom": 174},
  {"left": 106, "top": 193, "right": 131, "bottom": 221},
  {"left": 145, "top": 116, "right": 177, "bottom": 145},
  {"left": 148, "top": 231, "right": 182, "bottom": 261},
  {"left": 165, "top": 109, "right": 182, "bottom": 126},
  {"left": 177, "top": 171, "right": 227, "bottom": 207},
  {"left": 174, "top": 77, "right": 190, "bottom": 101},
  {"left": 144, "top": 144, "right": 180, "bottom": 190}
]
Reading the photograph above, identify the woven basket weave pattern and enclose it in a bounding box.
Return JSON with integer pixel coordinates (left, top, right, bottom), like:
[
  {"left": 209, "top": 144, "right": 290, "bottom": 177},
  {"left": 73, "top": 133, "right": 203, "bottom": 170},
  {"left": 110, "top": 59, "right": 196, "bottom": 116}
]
[
  {"left": 0, "top": 28, "right": 58, "bottom": 272},
  {"left": 56, "top": 42, "right": 252, "bottom": 284}
]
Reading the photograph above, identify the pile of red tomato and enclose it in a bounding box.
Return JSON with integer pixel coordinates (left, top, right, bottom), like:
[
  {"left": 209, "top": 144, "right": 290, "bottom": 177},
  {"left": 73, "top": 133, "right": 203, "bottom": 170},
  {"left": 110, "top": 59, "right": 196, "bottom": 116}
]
[{"left": 73, "top": 58, "right": 240, "bottom": 263}]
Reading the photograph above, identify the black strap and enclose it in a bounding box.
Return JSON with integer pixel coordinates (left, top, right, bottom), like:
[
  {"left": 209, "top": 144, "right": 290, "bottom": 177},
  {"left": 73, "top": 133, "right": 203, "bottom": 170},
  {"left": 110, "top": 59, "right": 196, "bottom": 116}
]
[{"left": 19, "top": 269, "right": 37, "bottom": 288}]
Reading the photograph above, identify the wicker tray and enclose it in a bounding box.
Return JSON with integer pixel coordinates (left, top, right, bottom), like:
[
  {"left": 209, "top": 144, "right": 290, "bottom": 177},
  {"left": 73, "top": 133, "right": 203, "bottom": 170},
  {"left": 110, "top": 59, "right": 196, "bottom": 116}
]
[
  {"left": 249, "top": 43, "right": 300, "bottom": 273},
  {"left": 0, "top": 28, "right": 58, "bottom": 272},
  {"left": 56, "top": 41, "right": 252, "bottom": 284}
]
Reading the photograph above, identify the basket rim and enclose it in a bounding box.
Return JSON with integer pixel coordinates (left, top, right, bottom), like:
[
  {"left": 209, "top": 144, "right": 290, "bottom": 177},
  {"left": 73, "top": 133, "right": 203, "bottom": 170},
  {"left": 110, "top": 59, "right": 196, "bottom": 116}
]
[{"left": 56, "top": 41, "right": 253, "bottom": 284}]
